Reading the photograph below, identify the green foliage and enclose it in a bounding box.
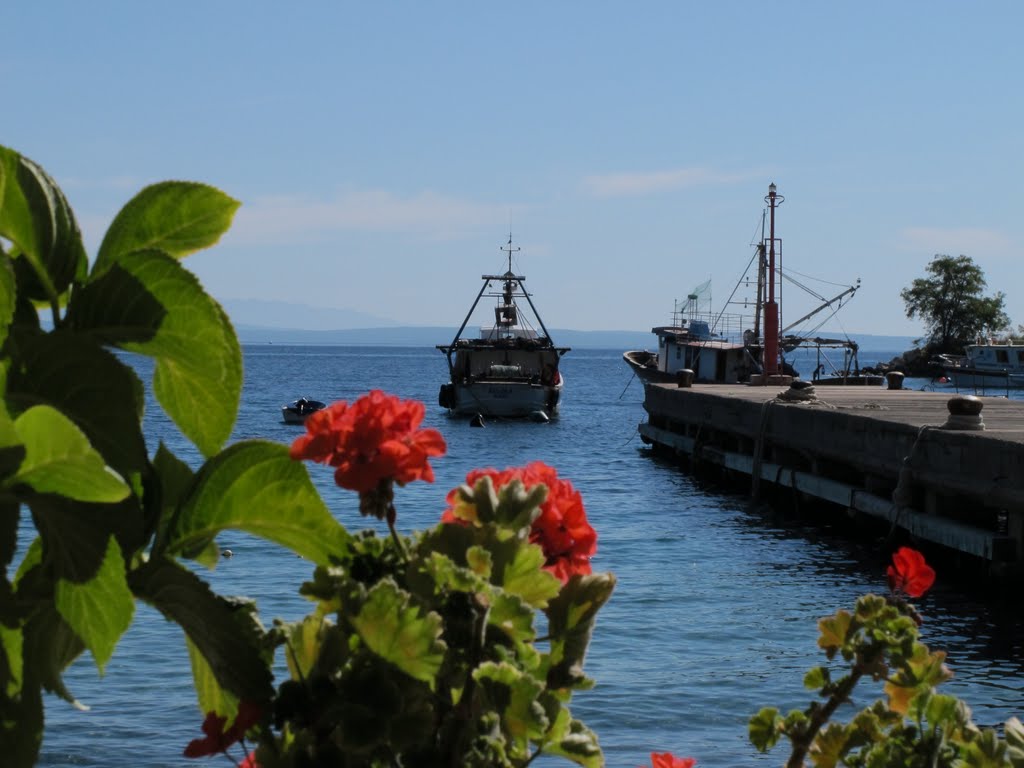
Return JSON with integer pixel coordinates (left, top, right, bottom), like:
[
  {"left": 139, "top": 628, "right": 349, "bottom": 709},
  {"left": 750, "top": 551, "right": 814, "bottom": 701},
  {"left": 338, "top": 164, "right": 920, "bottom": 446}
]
[
  {"left": 265, "top": 478, "right": 614, "bottom": 767},
  {"left": 0, "top": 145, "right": 349, "bottom": 766},
  {"left": 900, "top": 254, "right": 1010, "bottom": 354},
  {"left": 749, "top": 592, "right": 1022, "bottom": 767},
  {"left": 0, "top": 145, "right": 612, "bottom": 767}
]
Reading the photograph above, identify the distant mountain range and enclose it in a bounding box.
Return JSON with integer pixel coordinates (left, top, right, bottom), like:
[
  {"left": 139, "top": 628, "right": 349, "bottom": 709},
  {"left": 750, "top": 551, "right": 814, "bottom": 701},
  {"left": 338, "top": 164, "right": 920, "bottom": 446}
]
[{"left": 222, "top": 297, "right": 918, "bottom": 351}]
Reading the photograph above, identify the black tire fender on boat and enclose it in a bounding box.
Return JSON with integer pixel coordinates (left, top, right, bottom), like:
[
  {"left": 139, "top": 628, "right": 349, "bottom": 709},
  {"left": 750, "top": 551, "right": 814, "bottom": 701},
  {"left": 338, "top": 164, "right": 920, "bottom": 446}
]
[{"left": 438, "top": 383, "right": 455, "bottom": 409}]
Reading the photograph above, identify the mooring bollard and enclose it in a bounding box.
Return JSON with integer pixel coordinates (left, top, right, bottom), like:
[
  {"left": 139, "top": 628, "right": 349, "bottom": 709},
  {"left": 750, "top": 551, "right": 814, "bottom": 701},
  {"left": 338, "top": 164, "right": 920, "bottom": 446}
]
[
  {"left": 886, "top": 371, "right": 905, "bottom": 390},
  {"left": 942, "top": 394, "right": 985, "bottom": 430},
  {"left": 676, "top": 369, "right": 694, "bottom": 388}
]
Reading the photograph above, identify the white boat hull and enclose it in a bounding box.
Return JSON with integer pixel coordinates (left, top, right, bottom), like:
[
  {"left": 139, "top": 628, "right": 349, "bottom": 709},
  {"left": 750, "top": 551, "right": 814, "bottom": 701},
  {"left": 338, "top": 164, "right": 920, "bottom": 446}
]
[{"left": 946, "top": 368, "right": 1024, "bottom": 389}]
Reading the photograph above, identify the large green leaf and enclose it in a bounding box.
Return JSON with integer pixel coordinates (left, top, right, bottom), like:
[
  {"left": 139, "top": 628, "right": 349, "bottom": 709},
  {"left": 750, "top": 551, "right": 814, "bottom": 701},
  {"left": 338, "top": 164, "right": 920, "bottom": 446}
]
[
  {"left": 95, "top": 181, "right": 239, "bottom": 268},
  {"left": 1, "top": 621, "right": 23, "bottom": 696},
  {"left": 0, "top": 146, "right": 87, "bottom": 301},
  {"left": 351, "top": 578, "right": 446, "bottom": 689},
  {"left": 68, "top": 250, "right": 241, "bottom": 456},
  {"left": 5, "top": 330, "right": 147, "bottom": 476},
  {"left": 9, "top": 405, "right": 129, "bottom": 503},
  {"left": 545, "top": 573, "right": 615, "bottom": 690},
  {"left": 20, "top": 602, "right": 87, "bottom": 706},
  {"left": 0, "top": 661, "right": 43, "bottom": 768},
  {"left": 128, "top": 557, "right": 272, "bottom": 703},
  {"left": 0, "top": 255, "right": 16, "bottom": 346},
  {"left": 186, "top": 635, "right": 239, "bottom": 720},
  {"left": 166, "top": 440, "right": 349, "bottom": 564},
  {"left": 54, "top": 536, "right": 133, "bottom": 674},
  {"left": 0, "top": 502, "right": 18, "bottom": 572}
]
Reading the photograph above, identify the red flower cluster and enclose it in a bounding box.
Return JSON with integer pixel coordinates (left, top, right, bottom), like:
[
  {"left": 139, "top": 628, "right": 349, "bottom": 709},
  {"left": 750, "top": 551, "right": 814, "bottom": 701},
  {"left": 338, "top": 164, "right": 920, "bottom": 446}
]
[
  {"left": 290, "top": 390, "right": 446, "bottom": 494},
  {"left": 643, "top": 753, "right": 696, "bottom": 768},
  {"left": 442, "top": 461, "right": 596, "bottom": 583},
  {"left": 184, "top": 700, "right": 261, "bottom": 758},
  {"left": 886, "top": 546, "right": 935, "bottom": 598}
]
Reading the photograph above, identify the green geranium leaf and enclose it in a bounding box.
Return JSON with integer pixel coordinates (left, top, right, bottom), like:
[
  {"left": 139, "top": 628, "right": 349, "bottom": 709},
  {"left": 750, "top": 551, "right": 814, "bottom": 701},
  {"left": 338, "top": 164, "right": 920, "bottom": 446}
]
[
  {"left": 818, "top": 610, "right": 852, "bottom": 657},
  {"left": 95, "top": 181, "right": 239, "bottom": 267},
  {"left": 545, "top": 573, "right": 615, "bottom": 690},
  {"left": 10, "top": 405, "right": 129, "bottom": 502},
  {"left": 54, "top": 536, "right": 133, "bottom": 674},
  {"left": 128, "top": 556, "right": 272, "bottom": 703},
  {"left": 186, "top": 635, "right": 239, "bottom": 721},
  {"left": 474, "top": 661, "right": 548, "bottom": 759},
  {"left": 280, "top": 614, "right": 330, "bottom": 682},
  {"left": 540, "top": 708, "right": 604, "bottom": 768},
  {"left": 5, "top": 330, "right": 147, "bottom": 477},
  {"left": 804, "top": 665, "right": 830, "bottom": 692},
  {"left": 0, "top": 146, "right": 87, "bottom": 301},
  {"left": 351, "top": 578, "right": 446, "bottom": 689},
  {"left": 167, "top": 440, "right": 349, "bottom": 564},
  {"left": 499, "top": 541, "right": 562, "bottom": 609},
  {"left": 749, "top": 706, "right": 783, "bottom": 752},
  {"left": 68, "top": 251, "right": 240, "bottom": 457}
]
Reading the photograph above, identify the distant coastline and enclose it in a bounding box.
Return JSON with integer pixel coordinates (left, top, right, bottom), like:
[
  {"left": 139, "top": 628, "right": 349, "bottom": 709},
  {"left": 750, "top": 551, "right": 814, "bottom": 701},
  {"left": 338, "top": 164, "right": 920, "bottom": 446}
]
[{"left": 234, "top": 323, "right": 917, "bottom": 352}]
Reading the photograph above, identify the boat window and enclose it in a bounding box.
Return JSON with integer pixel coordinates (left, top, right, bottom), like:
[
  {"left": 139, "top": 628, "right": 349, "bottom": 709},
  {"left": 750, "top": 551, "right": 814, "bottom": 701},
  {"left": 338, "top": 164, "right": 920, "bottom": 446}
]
[
  {"left": 996, "top": 350, "right": 1009, "bottom": 363},
  {"left": 1017, "top": 350, "right": 1024, "bottom": 364}
]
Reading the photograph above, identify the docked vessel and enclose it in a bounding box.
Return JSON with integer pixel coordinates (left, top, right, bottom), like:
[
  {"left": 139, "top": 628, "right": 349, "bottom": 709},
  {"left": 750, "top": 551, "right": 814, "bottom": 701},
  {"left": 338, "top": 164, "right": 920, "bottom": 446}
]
[
  {"left": 939, "top": 341, "right": 1024, "bottom": 389},
  {"left": 437, "top": 237, "right": 569, "bottom": 420},
  {"left": 623, "top": 183, "right": 882, "bottom": 387}
]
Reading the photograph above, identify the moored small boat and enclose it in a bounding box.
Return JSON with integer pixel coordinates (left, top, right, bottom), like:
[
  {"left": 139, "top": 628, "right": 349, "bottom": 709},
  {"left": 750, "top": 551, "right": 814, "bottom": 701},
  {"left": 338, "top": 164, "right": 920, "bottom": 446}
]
[{"left": 281, "top": 397, "right": 326, "bottom": 424}]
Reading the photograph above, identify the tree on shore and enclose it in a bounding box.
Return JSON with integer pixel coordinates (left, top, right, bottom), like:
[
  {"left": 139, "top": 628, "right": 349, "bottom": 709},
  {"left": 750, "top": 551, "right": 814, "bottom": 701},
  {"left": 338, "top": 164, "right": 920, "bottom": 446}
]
[{"left": 900, "top": 254, "right": 1009, "bottom": 354}]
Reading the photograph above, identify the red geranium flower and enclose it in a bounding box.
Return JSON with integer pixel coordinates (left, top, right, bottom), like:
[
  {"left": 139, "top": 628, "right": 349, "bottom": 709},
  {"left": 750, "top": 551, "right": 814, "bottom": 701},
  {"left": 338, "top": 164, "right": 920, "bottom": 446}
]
[
  {"left": 290, "top": 390, "right": 446, "bottom": 494},
  {"left": 183, "top": 701, "right": 261, "bottom": 758},
  {"left": 644, "top": 753, "right": 696, "bottom": 768},
  {"left": 239, "top": 753, "right": 260, "bottom": 768},
  {"left": 886, "top": 547, "right": 935, "bottom": 598},
  {"left": 442, "top": 461, "right": 596, "bottom": 582}
]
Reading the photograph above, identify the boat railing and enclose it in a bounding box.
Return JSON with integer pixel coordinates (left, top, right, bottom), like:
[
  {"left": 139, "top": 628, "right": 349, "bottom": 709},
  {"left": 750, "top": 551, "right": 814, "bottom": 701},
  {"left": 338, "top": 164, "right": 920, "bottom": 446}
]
[{"left": 663, "top": 309, "right": 755, "bottom": 346}]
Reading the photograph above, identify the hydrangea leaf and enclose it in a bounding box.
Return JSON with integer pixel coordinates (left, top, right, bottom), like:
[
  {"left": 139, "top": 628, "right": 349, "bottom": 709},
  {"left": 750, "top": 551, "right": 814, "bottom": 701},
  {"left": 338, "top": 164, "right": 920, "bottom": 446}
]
[
  {"left": 68, "top": 251, "right": 240, "bottom": 457},
  {"left": 1, "top": 621, "right": 23, "bottom": 697},
  {"left": 5, "top": 330, "right": 146, "bottom": 476},
  {"left": 95, "top": 181, "right": 239, "bottom": 267},
  {"left": 0, "top": 255, "right": 16, "bottom": 345},
  {"left": 351, "top": 578, "right": 446, "bottom": 689},
  {"left": 167, "top": 440, "right": 349, "bottom": 565},
  {"left": 128, "top": 556, "right": 272, "bottom": 703},
  {"left": 545, "top": 573, "right": 615, "bottom": 690},
  {"left": 0, "top": 146, "right": 87, "bottom": 301},
  {"left": 54, "top": 536, "right": 133, "bottom": 674},
  {"left": 10, "top": 405, "right": 130, "bottom": 503},
  {"left": 0, "top": 661, "right": 43, "bottom": 768},
  {"left": 186, "top": 634, "right": 239, "bottom": 722}
]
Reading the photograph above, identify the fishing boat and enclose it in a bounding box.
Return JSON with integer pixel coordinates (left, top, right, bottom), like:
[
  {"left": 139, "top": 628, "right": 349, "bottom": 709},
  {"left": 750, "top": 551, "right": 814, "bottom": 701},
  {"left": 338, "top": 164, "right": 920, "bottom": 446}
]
[
  {"left": 281, "top": 397, "right": 326, "bottom": 424},
  {"left": 938, "top": 340, "right": 1024, "bottom": 389},
  {"left": 623, "top": 183, "right": 881, "bottom": 387},
  {"left": 437, "top": 236, "right": 569, "bottom": 421}
]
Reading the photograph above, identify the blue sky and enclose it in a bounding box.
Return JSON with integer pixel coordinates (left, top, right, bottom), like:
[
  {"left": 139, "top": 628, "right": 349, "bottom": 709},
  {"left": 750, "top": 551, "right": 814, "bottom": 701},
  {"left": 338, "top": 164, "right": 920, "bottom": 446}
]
[{"left": 4, "top": 2, "right": 1021, "bottom": 337}]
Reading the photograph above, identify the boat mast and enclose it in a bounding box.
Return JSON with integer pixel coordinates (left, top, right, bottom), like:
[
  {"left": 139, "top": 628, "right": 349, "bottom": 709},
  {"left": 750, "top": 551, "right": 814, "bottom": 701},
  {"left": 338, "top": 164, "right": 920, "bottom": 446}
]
[{"left": 762, "top": 183, "right": 783, "bottom": 376}]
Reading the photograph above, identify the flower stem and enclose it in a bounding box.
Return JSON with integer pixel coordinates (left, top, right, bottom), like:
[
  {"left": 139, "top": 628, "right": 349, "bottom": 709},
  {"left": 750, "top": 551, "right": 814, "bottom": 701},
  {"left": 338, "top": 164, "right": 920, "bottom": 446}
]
[{"left": 386, "top": 503, "right": 408, "bottom": 562}]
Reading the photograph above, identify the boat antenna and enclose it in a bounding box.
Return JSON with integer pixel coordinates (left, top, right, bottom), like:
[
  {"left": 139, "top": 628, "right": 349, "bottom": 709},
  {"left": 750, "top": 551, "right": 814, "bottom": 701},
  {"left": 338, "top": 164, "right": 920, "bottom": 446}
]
[{"left": 501, "top": 232, "right": 519, "bottom": 274}]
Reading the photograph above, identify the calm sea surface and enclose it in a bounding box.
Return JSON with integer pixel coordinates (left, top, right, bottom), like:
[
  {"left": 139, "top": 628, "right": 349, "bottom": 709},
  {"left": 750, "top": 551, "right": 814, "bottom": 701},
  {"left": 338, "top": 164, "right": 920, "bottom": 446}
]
[{"left": 33, "top": 345, "right": 1024, "bottom": 767}]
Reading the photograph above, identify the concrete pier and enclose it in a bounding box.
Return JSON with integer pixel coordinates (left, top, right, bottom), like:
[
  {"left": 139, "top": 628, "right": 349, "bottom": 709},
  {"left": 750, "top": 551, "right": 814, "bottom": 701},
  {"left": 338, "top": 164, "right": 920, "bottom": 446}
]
[{"left": 638, "top": 382, "right": 1024, "bottom": 571}]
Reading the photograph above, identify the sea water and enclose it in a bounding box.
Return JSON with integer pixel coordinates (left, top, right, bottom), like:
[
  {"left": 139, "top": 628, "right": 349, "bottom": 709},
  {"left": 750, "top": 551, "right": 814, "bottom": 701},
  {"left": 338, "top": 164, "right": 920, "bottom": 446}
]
[{"left": 30, "top": 345, "right": 1024, "bottom": 767}]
